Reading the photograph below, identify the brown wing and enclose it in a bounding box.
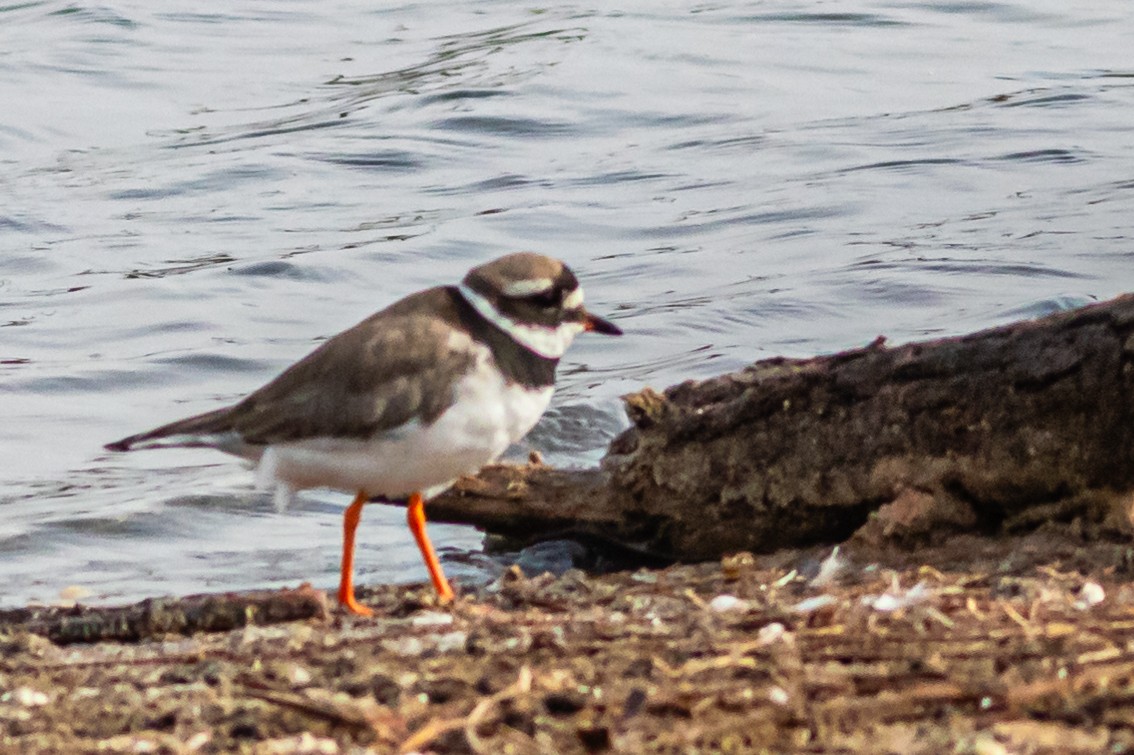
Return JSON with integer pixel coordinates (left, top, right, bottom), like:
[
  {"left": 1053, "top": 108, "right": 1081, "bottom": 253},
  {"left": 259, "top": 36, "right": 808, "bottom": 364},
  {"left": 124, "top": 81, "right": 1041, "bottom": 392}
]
[
  {"left": 106, "top": 288, "right": 479, "bottom": 450},
  {"left": 228, "top": 313, "right": 479, "bottom": 445}
]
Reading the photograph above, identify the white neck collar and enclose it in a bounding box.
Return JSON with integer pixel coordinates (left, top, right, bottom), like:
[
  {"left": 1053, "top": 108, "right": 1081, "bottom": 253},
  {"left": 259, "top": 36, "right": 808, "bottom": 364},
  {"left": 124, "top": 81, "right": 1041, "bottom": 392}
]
[{"left": 458, "top": 283, "right": 583, "bottom": 359}]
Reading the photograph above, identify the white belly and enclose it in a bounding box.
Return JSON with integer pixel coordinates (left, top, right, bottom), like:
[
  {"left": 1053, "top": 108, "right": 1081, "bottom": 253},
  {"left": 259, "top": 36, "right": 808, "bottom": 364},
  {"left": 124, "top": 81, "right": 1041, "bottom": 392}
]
[{"left": 256, "top": 359, "right": 553, "bottom": 503}]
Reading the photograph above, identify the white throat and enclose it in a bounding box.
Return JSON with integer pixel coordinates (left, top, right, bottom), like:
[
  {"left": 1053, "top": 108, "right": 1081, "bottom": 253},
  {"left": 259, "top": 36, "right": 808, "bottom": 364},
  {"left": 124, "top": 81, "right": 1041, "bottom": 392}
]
[{"left": 458, "top": 283, "right": 583, "bottom": 359}]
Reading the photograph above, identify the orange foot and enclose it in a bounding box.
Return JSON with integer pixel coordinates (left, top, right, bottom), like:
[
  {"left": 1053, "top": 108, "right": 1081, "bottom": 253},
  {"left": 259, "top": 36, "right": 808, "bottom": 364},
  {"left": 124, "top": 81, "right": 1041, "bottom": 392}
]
[
  {"left": 338, "top": 491, "right": 374, "bottom": 616},
  {"left": 407, "top": 491, "right": 455, "bottom": 603},
  {"left": 336, "top": 489, "right": 456, "bottom": 616}
]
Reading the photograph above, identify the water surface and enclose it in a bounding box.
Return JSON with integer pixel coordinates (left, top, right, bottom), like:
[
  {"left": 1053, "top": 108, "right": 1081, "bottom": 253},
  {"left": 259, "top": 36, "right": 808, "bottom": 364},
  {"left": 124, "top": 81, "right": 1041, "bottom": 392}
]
[{"left": 2, "top": 0, "right": 1132, "bottom": 606}]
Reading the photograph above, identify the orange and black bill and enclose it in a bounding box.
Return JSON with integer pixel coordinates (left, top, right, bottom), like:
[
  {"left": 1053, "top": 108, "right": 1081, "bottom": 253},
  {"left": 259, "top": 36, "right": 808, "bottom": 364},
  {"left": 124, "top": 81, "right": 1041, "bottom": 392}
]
[{"left": 583, "top": 310, "right": 622, "bottom": 336}]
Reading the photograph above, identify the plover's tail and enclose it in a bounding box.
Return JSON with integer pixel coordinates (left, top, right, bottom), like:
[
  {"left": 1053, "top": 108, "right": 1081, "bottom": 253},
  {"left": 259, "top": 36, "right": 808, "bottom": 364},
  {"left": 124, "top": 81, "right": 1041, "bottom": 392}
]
[{"left": 104, "top": 406, "right": 238, "bottom": 452}]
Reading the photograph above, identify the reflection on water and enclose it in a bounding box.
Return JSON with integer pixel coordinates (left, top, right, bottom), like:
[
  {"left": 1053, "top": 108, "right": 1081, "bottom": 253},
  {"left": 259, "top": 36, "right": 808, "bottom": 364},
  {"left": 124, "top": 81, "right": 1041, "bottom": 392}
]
[{"left": 1, "top": 0, "right": 1133, "bottom": 606}]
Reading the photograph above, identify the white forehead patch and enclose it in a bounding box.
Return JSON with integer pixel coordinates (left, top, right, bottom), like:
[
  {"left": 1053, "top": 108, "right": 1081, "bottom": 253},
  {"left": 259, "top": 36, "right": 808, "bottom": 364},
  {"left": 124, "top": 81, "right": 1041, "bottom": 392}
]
[
  {"left": 502, "top": 277, "right": 554, "bottom": 297},
  {"left": 563, "top": 288, "right": 584, "bottom": 309},
  {"left": 458, "top": 284, "right": 583, "bottom": 359}
]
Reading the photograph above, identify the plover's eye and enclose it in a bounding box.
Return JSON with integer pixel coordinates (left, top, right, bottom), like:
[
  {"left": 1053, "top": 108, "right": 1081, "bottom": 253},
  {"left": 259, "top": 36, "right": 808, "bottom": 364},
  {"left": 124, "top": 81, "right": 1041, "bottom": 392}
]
[{"left": 525, "top": 289, "right": 561, "bottom": 309}]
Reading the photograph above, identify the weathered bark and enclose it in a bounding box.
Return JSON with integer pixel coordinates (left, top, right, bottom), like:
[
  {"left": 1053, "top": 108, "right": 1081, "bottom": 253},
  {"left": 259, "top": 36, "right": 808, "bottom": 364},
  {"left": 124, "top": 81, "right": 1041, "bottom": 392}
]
[
  {"left": 429, "top": 293, "right": 1134, "bottom": 560},
  {"left": 0, "top": 585, "right": 328, "bottom": 645}
]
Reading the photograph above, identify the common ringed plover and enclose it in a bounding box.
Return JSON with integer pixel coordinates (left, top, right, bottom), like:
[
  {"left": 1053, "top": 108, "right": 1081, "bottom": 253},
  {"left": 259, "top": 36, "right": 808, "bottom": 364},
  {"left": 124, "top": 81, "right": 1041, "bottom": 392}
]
[{"left": 106, "top": 252, "right": 622, "bottom": 615}]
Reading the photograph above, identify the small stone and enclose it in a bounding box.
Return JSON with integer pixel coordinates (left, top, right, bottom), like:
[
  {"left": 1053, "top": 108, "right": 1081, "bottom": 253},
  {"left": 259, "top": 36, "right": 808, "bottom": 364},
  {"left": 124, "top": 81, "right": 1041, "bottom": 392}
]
[
  {"left": 381, "top": 637, "right": 425, "bottom": 657},
  {"left": 411, "top": 611, "right": 454, "bottom": 628},
  {"left": 257, "top": 733, "right": 339, "bottom": 754},
  {"left": 630, "top": 570, "right": 657, "bottom": 584},
  {"left": 971, "top": 732, "right": 1009, "bottom": 755},
  {"left": 57, "top": 585, "right": 91, "bottom": 605},
  {"left": 709, "top": 594, "right": 749, "bottom": 613},
  {"left": 287, "top": 665, "right": 312, "bottom": 686},
  {"left": 94, "top": 736, "right": 158, "bottom": 753},
  {"left": 721, "top": 552, "right": 756, "bottom": 580},
  {"left": 12, "top": 687, "right": 49, "bottom": 707},
  {"left": 1076, "top": 581, "right": 1105, "bottom": 609},
  {"left": 501, "top": 564, "right": 526, "bottom": 585},
  {"left": 767, "top": 686, "right": 790, "bottom": 705},
  {"left": 185, "top": 732, "right": 211, "bottom": 752},
  {"left": 756, "top": 622, "right": 787, "bottom": 646},
  {"left": 434, "top": 631, "right": 468, "bottom": 653}
]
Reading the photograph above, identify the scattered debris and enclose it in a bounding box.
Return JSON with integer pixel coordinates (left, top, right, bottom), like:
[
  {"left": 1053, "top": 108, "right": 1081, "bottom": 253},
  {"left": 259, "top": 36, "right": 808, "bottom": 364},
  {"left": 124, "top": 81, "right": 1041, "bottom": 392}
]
[{"left": 4, "top": 528, "right": 1134, "bottom": 753}]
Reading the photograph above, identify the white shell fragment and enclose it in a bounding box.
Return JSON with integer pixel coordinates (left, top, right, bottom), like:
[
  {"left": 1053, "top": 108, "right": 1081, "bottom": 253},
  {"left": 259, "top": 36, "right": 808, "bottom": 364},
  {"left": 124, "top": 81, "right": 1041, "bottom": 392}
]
[
  {"left": 862, "top": 579, "right": 932, "bottom": 612},
  {"left": 792, "top": 595, "right": 838, "bottom": 614},
  {"left": 809, "top": 546, "right": 846, "bottom": 587}
]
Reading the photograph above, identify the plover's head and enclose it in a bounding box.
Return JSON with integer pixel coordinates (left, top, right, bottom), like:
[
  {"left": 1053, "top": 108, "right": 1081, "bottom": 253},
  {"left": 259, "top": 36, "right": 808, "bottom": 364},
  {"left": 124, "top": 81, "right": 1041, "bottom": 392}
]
[{"left": 458, "top": 252, "right": 622, "bottom": 359}]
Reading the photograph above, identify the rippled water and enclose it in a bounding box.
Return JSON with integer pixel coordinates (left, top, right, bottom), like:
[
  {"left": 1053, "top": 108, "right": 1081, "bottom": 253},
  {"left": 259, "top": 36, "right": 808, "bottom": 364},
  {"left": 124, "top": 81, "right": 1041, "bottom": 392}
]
[{"left": 1, "top": 1, "right": 1132, "bottom": 607}]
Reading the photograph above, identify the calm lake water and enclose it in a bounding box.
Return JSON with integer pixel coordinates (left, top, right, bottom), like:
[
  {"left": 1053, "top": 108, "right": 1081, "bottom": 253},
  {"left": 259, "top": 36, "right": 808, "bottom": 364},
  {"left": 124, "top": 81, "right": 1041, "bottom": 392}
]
[{"left": 1, "top": 1, "right": 1132, "bottom": 607}]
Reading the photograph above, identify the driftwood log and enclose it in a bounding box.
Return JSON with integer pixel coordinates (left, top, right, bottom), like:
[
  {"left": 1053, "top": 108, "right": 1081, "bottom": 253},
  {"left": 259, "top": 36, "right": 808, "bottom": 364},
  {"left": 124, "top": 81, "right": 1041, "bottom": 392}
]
[
  {"left": 0, "top": 586, "right": 328, "bottom": 645},
  {"left": 428, "top": 293, "right": 1134, "bottom": 560}
]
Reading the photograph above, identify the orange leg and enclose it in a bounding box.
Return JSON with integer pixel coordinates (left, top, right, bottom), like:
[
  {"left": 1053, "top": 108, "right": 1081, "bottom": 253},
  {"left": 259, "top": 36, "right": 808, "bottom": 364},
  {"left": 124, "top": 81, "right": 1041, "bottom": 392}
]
[
  {"left": 337, "top": 490, "right": 373, "bottom": 616},
  {"left": 407, "top": 491, "right": 455, "bottom": 602}
]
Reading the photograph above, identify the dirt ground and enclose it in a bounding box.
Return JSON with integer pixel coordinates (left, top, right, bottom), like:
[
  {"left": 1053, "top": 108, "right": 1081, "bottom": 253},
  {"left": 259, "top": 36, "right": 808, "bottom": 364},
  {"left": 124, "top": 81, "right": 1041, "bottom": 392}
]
[{"left": 5, "top": 525, "right": 1134, "bottom": 754}]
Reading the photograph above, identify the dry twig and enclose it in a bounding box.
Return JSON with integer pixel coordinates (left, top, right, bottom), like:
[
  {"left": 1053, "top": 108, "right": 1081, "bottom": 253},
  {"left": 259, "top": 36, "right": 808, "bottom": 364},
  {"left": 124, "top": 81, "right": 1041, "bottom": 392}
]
[{"left": 399, "top": 665, "right": 534, "bottom": 754}]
